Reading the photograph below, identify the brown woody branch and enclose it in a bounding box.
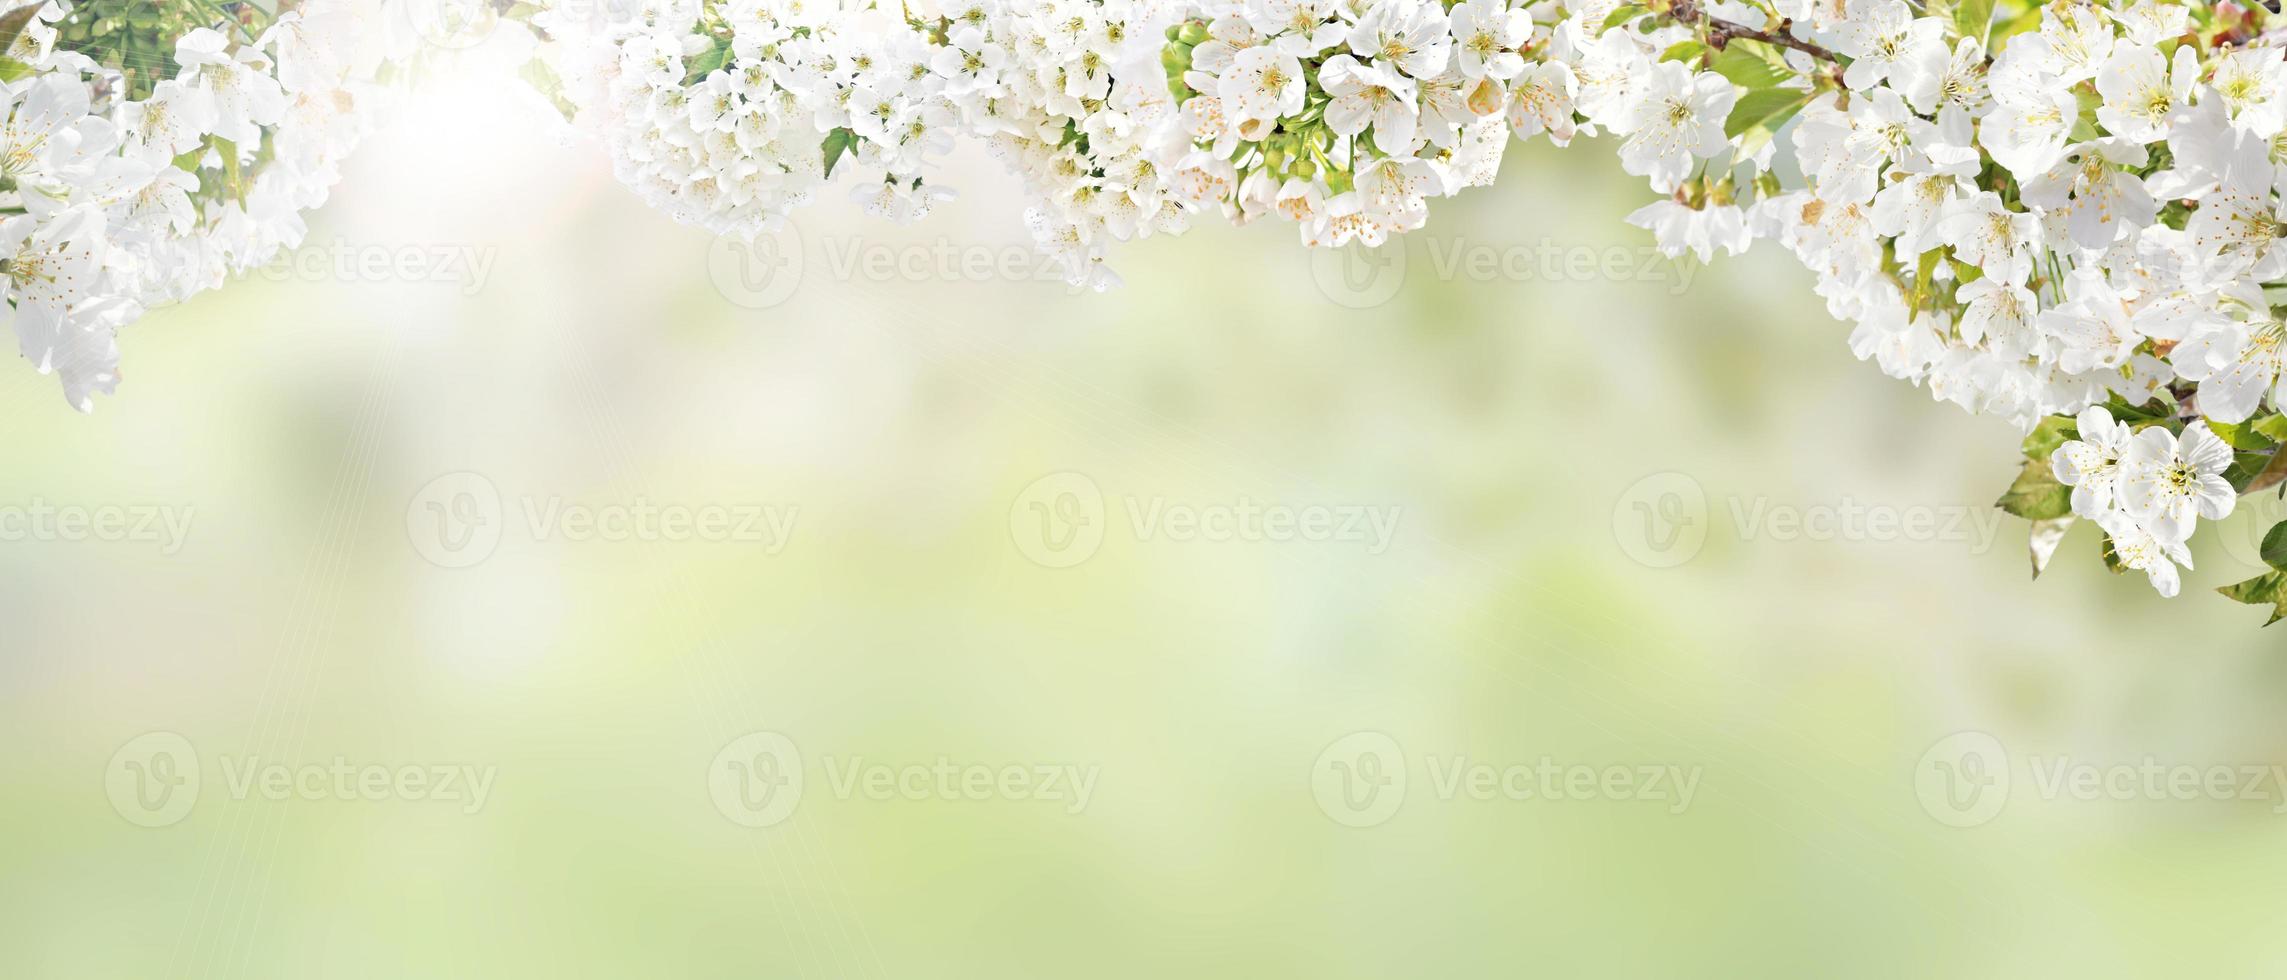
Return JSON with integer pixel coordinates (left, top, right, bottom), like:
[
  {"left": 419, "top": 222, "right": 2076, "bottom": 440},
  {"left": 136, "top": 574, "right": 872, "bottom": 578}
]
[{"left": 1667, "top": 0, "right": 1846, "bottom": 69}]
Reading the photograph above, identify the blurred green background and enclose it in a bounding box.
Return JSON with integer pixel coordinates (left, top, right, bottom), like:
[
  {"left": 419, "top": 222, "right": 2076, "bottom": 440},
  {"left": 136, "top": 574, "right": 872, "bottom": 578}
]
[{"left": 9, "top": 65, "right": 2287, "bottom": 980}]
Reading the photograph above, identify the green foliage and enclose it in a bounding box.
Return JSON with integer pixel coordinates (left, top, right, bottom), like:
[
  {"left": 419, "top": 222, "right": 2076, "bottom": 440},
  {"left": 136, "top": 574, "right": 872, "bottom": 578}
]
[
  {"left": 2103, "top": 396, "right": 2175, "bottom": 426},
  {"left": 2208, "top": 418, "right": 2281, "bottom": 451},
  {"left": 821, "top": 127, "right": 856, "bottom": 177},
  {"left": 2218, "top": 571, "right": 2287, "bottom": 626},
  {"left": 1996, "top": 459, "right": 2073, "bottom": 521},
  {"left": 684, "top": 36, "right": 732, "bottom": 82},
  {"left": 2021, "top": 414, "right": 2077, "bottom": 460},
  {"left": 1724, "top": 88, "right": 1812, "bottom": 148},
  {"left": 2264, "top": 521, "right": 2287, "bottom": 572},
  {"left": 1713, "top": 35, "right": 1815, "bottom": 159},
  {"left": 52, "top": 0, "right": 267, "bottom": 101},
  {"left": 520, "top": 57, "right": 579, "bottom": 121},
  {"left": 1709, "top": 41, "right": 1792, "bottom": 89},
  {"left": 1988, "top": 0, "right": 2047, "bottom": 48},
  {"left": 2069, "top": 86, "right": 2102, "bottom": 141},
  {"left": 2243, "top": 442, "right": 2287, "bottom": 495},
  {"left": 1953, "top": 0, "right": 1996, "bottom": 40}
]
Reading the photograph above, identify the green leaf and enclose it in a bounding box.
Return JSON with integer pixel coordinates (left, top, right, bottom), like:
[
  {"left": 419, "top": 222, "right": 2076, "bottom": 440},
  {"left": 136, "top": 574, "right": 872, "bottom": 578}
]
[
  {"left": 2209, "top": 420, "right": 2277, "bottom": 451},
  {"left": 518, "top": 57, "right": 578, "bottom": 120},
  {"left": 2021, "top": 414, "right": 2077, "bottom": 461},
  {"left": 1660, "top": 40, "right": 1706, "bottom": 64},
  {"left": 2070, "top": 86, "right": 2101, "bottom": 142},
  {"left": 2263, "top": 521, "right": 2287, "bottom": 572},
  {"left": 1990, "top": 3, "right": 2045, "bottom": 48},
  {"left": 2223, "top": 447, "right": 2283, "bottom": 494},
  {"left": 1710, "top": 41, "right": 1792, "bottom": 90},
  {"left": 1910, "top": 247, "right": 1943, "bottom": 309},
  {"left": 1953, "top": 0, "right": 1995, "bottom": 41},
  {"left": 1601, "top": 4, "right": 1646, "bottom": 31},
  {"left": 683, "top": 36, "right": 732, "bottom": 81},
  {"left": 1724, "top": 87, "right": 1813, "bottom": 141},
  {"left": 820, "top": 127, "right": 855, "bottom": 177},
  {"left": 213, "top": 136, "right": 243, "bottom": 205},
  {"left": 2104, "top": 396, "right": 2175, "bottom": 426},
  {"left": 2217, "top": 570, "right": 2287, "bottom": 626},
  {"left": 2245, "top": 446, "right": 2287, "bottom": 495},
  {"left": 2254, "top": 413, "right": 2287, "bottom": 445},
  {"left": 1996, "top": 458, "right": 2073, "bottom": 521}
]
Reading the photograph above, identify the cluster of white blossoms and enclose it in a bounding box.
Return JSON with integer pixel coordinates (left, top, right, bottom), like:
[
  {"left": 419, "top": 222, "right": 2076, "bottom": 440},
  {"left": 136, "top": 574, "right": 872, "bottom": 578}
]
[
  {"left": 0, "top": 0, "right": 2233, "bottom": 614},
  {"left": 1536, "top": 0, "right": 2287, "bottom": 612},
  {"left": 2051, "top": 405, "right": 2237, "bottom": 596},
  {"left": 532, "top": 0, "right": 1555, "bottom": 285},
  {"left": 535, "top": 0, "right": 962, "bottom": 241},
  {"left": 1161, "top": 0, "right": 1537, "bottom": 248},
  {"left": 3, "top": 0, "right": 418, "bottom": 411},
  {"left": 518, "top": 0, "right": 2287, "bottom": 617},
  {"left": 930, "top": 0, "right": 1191, "bottom": 289}
]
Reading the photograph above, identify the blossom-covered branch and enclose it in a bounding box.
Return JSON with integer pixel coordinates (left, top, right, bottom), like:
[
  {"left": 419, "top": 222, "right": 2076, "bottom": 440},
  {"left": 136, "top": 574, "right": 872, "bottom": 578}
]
[
  {"left": 14, "top": 0, "right": 2287, "bottom": 621},
  {"left": 508, "top": 0, "right": 2287, "bottom": 622},
  {"left": 0, "top": 0, "right": 438, "bottom": 410}
]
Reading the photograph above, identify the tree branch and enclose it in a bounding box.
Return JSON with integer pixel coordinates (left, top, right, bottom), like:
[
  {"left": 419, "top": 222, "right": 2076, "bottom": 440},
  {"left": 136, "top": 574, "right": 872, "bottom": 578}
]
[{"left": 1667, "top": 0, "right": 1846, "bottom": 70}]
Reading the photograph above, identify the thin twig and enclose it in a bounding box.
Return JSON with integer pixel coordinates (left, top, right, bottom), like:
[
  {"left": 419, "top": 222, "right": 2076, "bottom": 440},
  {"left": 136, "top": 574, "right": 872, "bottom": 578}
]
[{"left": 1669, "top": 0, "right": 1846, "bottom": 68}]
